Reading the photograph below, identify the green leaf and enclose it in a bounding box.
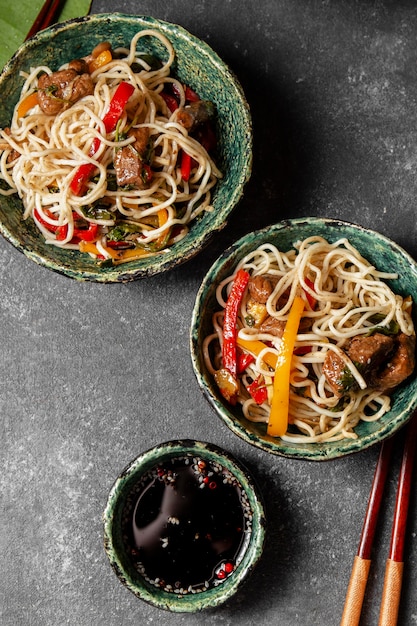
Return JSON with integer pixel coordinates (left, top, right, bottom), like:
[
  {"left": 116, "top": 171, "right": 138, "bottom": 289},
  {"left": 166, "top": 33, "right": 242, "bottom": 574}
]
[{"left": 0, "top": 0, "right": 92, "bottom": 71}]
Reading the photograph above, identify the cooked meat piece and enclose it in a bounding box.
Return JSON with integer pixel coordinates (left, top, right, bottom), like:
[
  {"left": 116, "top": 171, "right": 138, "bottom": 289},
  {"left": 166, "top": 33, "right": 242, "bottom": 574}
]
[
  {"left": 114, "top": 145, "right": 149, "bottom": 189},
  {"left": 129, "top": 127, "right": 150, "bottom": 156},
  {"left": 248, "top": 274, "right": 278, "bottom": 304},
  {"left": 176, "top": 100, "right": 215, "bottom": 131},
  {"left": 37, "top": 69, "right": 94, "bottom": 115},
  {"left": 323, "top": 333, "right": 395, "bottom": 397},
  {"left": 114, "top": 127, "right": 151, "bottom": 188},
  {"left": 371, "top": 333, "right": 416, "bottom": 393},
  {"left": 346, "top": 333, "right": 395, "bottom": 375},
  {"left": 68, "top": 59, "right": 90, "bottom": 74},
  {"left": 323, "top": 331, "right": 416, "bottom": 397},
  {"left": 322, "top": 350, "right": 351, "bottom": 397},
  {"left": 259, "top": 316, "right": 286, "bottom": 338}
]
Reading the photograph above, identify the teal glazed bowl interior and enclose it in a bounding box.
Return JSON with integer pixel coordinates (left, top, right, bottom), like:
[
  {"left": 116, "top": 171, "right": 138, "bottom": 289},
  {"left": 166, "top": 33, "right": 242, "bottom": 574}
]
[
  {"left": 0, "top": 14, "right": 252, "bottom": 282},
  {"left": 103, "top": 439, "right": 266, "bottom": 612},
  {"left": 190, "top": 217, "right": 417, "bottom": 461}
]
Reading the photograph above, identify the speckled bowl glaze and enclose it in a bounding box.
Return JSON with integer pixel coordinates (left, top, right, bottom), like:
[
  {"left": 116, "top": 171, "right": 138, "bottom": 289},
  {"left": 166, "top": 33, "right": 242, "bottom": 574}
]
[
  {"left": 190, "top": 217, "right": 417, "bottom": 461},
  {"left": 103, "top": 439, "right": 266, "bottom": 612},
  {"left": 0, "top": 14, "right": 252, "bottom": 282}
]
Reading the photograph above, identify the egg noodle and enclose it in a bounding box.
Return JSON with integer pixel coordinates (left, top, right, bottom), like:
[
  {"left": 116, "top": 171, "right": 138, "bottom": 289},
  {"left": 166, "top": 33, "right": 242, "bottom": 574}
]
[
  {"left": 203, "top": 236, "right": 415, "bottom": 443},
  {"left": 0, "top": 29, "right": 221, "bottom": 260}
]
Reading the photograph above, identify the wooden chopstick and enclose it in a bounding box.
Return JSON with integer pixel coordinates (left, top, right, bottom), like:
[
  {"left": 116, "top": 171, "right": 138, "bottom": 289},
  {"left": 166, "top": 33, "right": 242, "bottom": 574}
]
[
  {"left": 25, "top": 0, "right": 63, "bottom": 41},
  {"left": 340, "top": 435, "right": 395, "bottom": 626},
  {"left": 378, "top": 413, "right": 417, "bottom": 626},
  {"left": 341, "top": 412, "right": 417, "bottom": 626}
]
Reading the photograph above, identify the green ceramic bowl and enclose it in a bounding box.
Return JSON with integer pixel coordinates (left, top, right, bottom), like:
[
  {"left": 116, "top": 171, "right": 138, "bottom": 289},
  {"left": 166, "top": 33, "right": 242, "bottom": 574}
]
[
  {"left": 190, "top": 217, "right": 417, "bottom": 461},
  {"left": 0, "top": 14, "right": 252, "bottom": 282},
  {"left": 103, "top": 439, "right": 266, "bottom": 612}
]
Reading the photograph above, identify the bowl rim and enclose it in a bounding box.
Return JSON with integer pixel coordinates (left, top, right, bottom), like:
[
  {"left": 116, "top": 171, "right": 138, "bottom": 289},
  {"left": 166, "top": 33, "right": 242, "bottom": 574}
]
[
  {"left": 0, "top": 13, "right": 252, "bottom": 282},
  {"left": 102, "top": 439, "right": 266, "bottom": 612},
  {"left": 190, "top": 217, "right": 417, "bottom": 461}
]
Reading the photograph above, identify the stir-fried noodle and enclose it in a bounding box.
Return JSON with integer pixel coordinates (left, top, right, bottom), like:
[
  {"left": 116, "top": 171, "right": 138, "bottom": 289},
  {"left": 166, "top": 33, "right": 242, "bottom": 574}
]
[
  {"left": 203, "top": 237, "right": 415, "bottom": 443},
  {"left": 0, "top": 30, "right": 221, "bottom": 262}
]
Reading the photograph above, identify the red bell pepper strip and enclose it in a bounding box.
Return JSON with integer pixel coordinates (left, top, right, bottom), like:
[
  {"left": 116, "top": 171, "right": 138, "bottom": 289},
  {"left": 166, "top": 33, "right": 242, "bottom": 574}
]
[
  {"left": 303, "top": 277, "right": 317, "bottom": 310},
  {"left": 171, "top": 83, "right": 200, "bottom": 103},
  {"left": 237, "top": 350, "right": 255, "bottom": 375},
  {"left": 56, "top": 222, "right": 99, "bottom": 242},
  {"left": 161, "top": 92, "right": 179, "bottom": 113},
  {"left": 181, "top": 150, "right": 192, "bottom": 181},
  {"left": 70, "top": 81, "right": 135, "bottom": 196},
  {"left": 247, "top": 376, "right": 268, "bottom": 405},
  {"left": 100, "top": 82, "right": 136, "bottom": 133},
  {"left": 33, "top": 208, "right": 60, "bottom": 232},
  {"left": 222, "top": 269, "right": 250, "bottom": 378},
  {"left": 184, "top": 85, "right": 200, "bottom": 102},
  {"left": 293, "top": 277, "right": 317, "bottom": 355}
]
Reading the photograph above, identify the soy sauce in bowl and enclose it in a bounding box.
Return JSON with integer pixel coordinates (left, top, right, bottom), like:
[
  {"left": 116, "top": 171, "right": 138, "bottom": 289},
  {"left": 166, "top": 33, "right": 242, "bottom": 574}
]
[
  {"left": 124, "top": 455, "right": 252, "bottom": 593},
  {"left": 103, "top": 440, "right": 266, "bottom": 612}
]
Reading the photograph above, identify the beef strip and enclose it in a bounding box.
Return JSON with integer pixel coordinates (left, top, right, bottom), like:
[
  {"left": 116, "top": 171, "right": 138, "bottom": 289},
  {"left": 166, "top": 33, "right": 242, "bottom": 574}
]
[
  {"left": 129, "top": 127, "right": 150, "bottom": 156},
  {"left": 323, "top": 331, "right": 415, "bottom": 397},
  {"left": 37, "top": 68, "right": 94, "bottom": 115},
  {"left": 259, "top": 317, "right": 286, "bottom": 337},
  {"left": 114, "top": 127, "right": 151, "bottom": 189},
  {"left": 176, "top": 101, "right": 215, "bottom": 132},
  {"left": 248, "top": 275, "right": 278, "bottom": 304},
  {"left": 370, "top": 333, "right": 416, "bottom": 393},
  {"left": 346, "top": 333, "right": 395, "bottom": 374},
  {"left": 322, "top": 350, "right": 348, "bottom": 397}
]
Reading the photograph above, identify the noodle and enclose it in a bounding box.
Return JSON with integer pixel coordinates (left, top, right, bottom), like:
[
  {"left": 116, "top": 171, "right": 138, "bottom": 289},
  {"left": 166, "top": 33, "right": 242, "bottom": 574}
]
[
  {"left": 0, "top": 30, "right": 222, "bottom": 262},
  {"left": 204, "top": 236, "right": 415, "bottom": 443}
]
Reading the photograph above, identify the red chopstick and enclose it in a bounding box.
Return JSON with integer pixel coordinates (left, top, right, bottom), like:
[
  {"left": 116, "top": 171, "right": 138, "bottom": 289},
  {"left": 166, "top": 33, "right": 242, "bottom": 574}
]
[
  {"left": 25, "top": 0, "right": 63, "bottom": 41},
  {"left": 378, "top": 413, "right": 417, "bottom": 626},
  {"left": 340, "top": 435, "right": 395, "bottom": 626}
]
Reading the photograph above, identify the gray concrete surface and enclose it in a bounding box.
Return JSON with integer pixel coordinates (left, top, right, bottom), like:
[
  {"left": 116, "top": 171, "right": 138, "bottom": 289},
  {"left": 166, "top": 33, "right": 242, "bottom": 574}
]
[{"left": 1, "top": 1, "right": 417, "bottom": 624}]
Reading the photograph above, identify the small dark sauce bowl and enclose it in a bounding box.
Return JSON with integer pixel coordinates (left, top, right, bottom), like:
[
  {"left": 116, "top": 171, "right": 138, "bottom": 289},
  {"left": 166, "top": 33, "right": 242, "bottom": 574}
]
[{"left": 103, "top": 439, "right": 266, "bottom": 612}]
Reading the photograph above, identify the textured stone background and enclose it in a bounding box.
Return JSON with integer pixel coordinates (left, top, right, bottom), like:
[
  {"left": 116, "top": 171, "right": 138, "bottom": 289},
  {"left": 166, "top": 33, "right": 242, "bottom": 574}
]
[{"left": 1, "top": 1, "right": 417, "bottom": 625}]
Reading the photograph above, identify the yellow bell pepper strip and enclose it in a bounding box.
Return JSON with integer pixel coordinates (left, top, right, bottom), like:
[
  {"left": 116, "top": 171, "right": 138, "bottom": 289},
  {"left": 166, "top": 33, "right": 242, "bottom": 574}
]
[
  {"left": 236, "top": 336, "right": 278, "bottom": 370},
  {"left": 88, "top": 49, "right": 112, "bottom": 73},
  {"left": 17, "top": 92, "right": 39, "bottom": 118},
  {"left": 111, "top": 247, "right": 152, "bottom": 264},
  {"left": 267, "top": 295, "right": 305, "bottom": 437},
  {"left": 79, "top": 240, "right": 151, "bottom": 263},
  {"left": 154, "top": 208, "right": 170, "bottom": 249},
  {"left": 222, "top": 269, "right": 250, "bottom": 378},
  {"left": 70, "top": 81, "right": 135, "bottom": 196}
]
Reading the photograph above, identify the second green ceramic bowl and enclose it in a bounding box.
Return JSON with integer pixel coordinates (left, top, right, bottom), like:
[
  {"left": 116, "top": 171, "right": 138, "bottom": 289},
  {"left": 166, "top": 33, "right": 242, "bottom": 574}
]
[{"left": 190, "top": 217, "right": 417, "bottom": 460}]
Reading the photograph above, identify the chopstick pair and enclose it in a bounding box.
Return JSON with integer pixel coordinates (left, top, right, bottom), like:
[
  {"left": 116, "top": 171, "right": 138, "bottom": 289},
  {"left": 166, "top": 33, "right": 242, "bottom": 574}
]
[
  {"left": 25, "top": 0, "right": 63, "bottom": 41},
  {"left": 340, "top": 412, "right": 417, "bottom": 626}
]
